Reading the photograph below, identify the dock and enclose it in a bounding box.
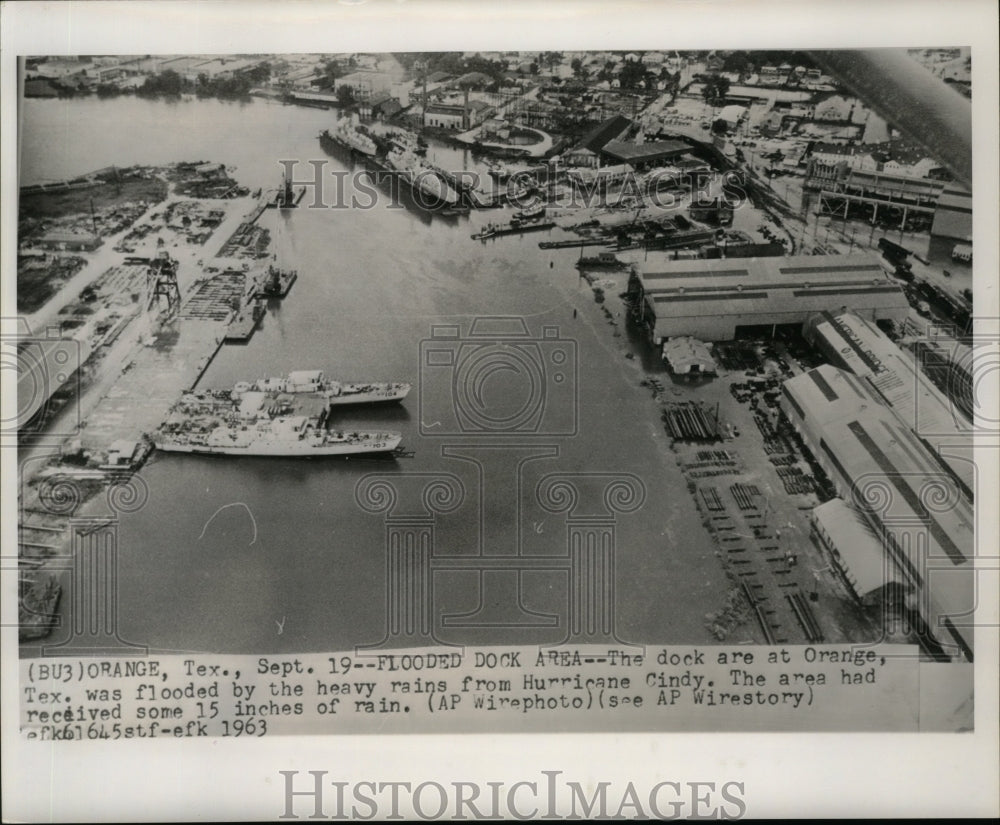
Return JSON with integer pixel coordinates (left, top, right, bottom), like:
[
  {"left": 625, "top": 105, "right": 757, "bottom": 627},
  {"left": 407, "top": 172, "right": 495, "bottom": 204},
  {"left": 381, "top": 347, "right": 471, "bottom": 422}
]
[
  {"left": 76, "top": 318, "right": 227, "bottom": 452},
  {"left": 539, "top": 237, "right": 609, "bottom": 249}
]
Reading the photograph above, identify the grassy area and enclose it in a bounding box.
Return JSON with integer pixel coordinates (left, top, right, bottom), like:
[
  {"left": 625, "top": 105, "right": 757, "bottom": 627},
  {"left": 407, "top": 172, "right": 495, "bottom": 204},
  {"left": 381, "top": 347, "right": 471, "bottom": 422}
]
[
  {"left": 17, "top": 255, "right": 87, "bottom": 314},
  {"left": 19, "top": 175, "right": 168, "bottom": 222}
]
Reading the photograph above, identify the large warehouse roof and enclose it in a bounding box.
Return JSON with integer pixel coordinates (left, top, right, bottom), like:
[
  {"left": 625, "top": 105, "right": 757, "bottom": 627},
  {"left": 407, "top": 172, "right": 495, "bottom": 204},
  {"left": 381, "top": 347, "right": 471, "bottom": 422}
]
[
  {"left": 930, "top": 187, "right": 973, "bottom": 241},
  {"left": 635, "top": 254, "right": 909, "bottom": 342},
  {"left": 577, "top": 114, "right": 633, "bottom": 153},
  {"left": 804, "top": 311, "right": 974, "bottom": 497},
  {"left": 813, "top": 498, "right": 902, "bottom": 598},
  {"left": 782, "top": 365, "right": 975, "bottom": 659},
  {"left": 602, "top": 139, "right": 690, "bottom": 165},
  {"left": 639, "top": 254, "right": 893, "bottom": 291}
]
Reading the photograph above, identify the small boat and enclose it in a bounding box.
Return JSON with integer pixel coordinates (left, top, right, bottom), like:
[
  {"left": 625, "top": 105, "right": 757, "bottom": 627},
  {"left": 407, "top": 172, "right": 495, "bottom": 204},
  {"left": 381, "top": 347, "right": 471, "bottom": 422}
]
[
  {"left": 513, "top": 204, "right": 546, "bottom": 222},
  {"left": 471, "top": 225, "right": 498, "bottom": 241}
]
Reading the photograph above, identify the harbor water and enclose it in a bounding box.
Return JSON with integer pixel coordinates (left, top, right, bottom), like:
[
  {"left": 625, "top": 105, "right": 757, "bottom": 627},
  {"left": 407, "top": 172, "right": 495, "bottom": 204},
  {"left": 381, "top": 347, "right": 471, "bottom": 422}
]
[{"left": 22, "top": 96, "right": 730, "bottom": 654}]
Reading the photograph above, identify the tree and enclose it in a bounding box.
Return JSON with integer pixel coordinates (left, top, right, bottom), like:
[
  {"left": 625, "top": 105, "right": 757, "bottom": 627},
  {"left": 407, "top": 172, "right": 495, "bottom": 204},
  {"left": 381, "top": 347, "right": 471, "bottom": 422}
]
[
  {"left": 138, "top": 68, "right": 184, "bottom": 97},
  {"left": 336, "top": 85, "right": 355, "bottom": 106},
  {"left": 701, "top": 74, "right": 730, "bottom": 105},
  {"left": 540, "top": 51, "right": 563, "bottom": 71}
]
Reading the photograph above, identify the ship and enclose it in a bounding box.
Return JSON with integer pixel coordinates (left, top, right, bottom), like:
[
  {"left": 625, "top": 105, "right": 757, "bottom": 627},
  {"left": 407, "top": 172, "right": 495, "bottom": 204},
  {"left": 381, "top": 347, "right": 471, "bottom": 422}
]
[
  {"left": 238, "top": 370, "right": 410, "bottom": 405},
  {"left": 153, "top": 388, "right": 402, "bottom": 457},
  {"left": 513, "top": 204, "right": 546, "bottom": 223},
  {"left": 156, "top": 416, "right": 401, "bottom": 456},
  {"left": 382, "top": 143, "right": 460, "bottom": 208},
  {"left": 320, "top": 115, "right": 378, "bottom": 158},
  {"left": 471, "top": 219, "right": 556, "bottom": 241}
]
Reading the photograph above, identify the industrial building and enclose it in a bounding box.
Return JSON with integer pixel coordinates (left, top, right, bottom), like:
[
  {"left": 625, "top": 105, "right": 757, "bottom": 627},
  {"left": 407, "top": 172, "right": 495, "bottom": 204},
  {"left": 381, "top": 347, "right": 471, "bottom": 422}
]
[
  {"left": 811, "top": 498, "right": 902, "bottom": 605},
  {"left": 600, "top": 138, "right": 690, "bottom": 171},
  {"left": 333, "top": 70, "right": 392, "bottom": 102},
  {"left": 38, "top": 230, "right": 102, "bottom": 252},
  {"left": 563, "top": 114, "right": 633, "bottom": 167},
  {"left": 782, "top": 364, "right": 974, "bottom": 661},
  {"left": 926, "top": 187, "right": 973, "bottom": 265},
  {"left": 804, "top": 311, "right": 974, "bottom": 498},
  {"left": 631, "top": 254, "right": 909, "bottom": 343},
  {"left": 424, "top": 98, "right": 495, "bottom": 129}
]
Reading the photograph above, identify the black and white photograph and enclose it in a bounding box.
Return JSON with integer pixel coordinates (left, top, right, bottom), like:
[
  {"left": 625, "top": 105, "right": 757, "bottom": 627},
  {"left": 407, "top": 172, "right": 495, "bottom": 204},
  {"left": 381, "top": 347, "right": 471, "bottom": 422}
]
[{"left": 2, "top": 0, "right": 998, "bottom": 820}]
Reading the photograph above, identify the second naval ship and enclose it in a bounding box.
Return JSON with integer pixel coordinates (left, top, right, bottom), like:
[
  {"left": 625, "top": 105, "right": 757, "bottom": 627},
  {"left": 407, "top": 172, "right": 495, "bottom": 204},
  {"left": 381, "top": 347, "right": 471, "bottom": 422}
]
[{"left": 238, "top": 370, "right": 410, "bottom": 405}]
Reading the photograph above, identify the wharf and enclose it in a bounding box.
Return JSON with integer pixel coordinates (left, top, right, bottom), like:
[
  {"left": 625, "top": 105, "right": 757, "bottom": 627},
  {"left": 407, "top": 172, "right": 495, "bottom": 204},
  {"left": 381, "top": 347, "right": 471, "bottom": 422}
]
[
  {"left": 539, "top": 237, "right": 609, "bottom": 249},
  {"left": 215, "top": 196, "right": 272, "bottom": 258},
  {"left": 76, "top": 318, "right": 226, "bottom": 452}
]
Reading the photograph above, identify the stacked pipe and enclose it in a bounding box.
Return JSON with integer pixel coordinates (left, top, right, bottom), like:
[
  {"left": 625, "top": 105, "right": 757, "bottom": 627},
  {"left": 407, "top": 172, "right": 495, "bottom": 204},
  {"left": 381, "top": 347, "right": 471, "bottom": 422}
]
[{"left": 662, "top": 402, "right": 720, "bottom": 441}]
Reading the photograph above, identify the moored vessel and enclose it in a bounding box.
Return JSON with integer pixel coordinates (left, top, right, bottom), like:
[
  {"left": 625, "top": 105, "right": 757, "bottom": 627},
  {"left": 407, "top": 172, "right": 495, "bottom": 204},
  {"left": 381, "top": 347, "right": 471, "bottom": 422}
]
[
  {"left": 238, "top": 370, "right": 410, "bottom": 404},
  {"left": 153, "top": 388, "right": 402, "bottom": 457}
]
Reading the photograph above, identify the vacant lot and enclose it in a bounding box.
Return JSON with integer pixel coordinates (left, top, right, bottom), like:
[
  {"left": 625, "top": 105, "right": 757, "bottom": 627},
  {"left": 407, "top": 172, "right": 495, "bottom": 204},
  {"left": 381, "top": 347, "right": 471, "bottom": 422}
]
[{"left": 19, "top": 175, "right": 168, "bottom": 222}]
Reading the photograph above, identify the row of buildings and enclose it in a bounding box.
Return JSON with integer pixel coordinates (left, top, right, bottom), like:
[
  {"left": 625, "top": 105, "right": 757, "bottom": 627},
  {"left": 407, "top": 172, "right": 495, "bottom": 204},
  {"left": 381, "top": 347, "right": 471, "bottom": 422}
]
[
  {"left": 628, "top": 252, "right": 975, "bottom": 661},
  {"left": 784, "top": 357, "right": 974, "bottom": 662},
  {"left": 28, "top": 55, "right": 268, "bottom": 86}
]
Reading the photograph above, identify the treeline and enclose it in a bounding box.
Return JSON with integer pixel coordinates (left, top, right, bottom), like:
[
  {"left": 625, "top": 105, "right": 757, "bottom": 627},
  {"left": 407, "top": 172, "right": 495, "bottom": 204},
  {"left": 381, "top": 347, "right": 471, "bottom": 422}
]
[{"left": 136, "top": 64, "right": 271, "bottom": 100}]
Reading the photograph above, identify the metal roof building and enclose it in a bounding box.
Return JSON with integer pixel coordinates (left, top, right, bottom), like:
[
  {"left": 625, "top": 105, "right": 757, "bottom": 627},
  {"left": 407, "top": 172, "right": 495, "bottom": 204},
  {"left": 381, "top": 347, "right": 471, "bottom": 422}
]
[
  {"left": 601, "top": 139, "right": 690, "bottom": 169},
  {"left": 812, "top": 498, "right": 903, "bottom": 603},
  {"left": 633, "top": 254, "right": 909, "bottom": 343},
  {"left": 781, "top": 364, "right": 974, "bottom": 661},
  {"left": 804, "top": 310, "right": 974, "bottom": 498},
  {"left": 661, "top": 336, "right": 716, "bottom": 374}
]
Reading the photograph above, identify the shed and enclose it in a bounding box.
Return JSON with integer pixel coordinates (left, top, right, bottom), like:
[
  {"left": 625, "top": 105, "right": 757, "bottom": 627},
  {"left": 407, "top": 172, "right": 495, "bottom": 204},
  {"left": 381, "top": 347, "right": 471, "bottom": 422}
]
[{"left": 662, "top": 337, "right": 716, "bottom": 375}]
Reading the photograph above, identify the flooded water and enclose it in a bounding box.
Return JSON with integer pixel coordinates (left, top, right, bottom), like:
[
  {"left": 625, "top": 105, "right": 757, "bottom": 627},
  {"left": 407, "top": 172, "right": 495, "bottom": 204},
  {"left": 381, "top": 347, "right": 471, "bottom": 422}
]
[{"left": 21, "top": 96, "right": 729, "bottom": 654}]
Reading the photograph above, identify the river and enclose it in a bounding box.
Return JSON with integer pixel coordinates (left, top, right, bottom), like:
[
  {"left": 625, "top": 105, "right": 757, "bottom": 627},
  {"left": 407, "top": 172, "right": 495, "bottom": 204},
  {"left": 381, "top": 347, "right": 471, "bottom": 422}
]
[{"left": 21, "top": 95, "right": 729, "bottom": 655}]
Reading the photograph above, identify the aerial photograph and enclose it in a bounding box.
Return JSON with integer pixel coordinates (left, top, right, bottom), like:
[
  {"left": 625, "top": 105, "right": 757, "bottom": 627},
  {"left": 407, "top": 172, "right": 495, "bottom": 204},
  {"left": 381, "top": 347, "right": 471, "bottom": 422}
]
[{"left": 12, "top": 47, "right": 977, "bottom": 722}]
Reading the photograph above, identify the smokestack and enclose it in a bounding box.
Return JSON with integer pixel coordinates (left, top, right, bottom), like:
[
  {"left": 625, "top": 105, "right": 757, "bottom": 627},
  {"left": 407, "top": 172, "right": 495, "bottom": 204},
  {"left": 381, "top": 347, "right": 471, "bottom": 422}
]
[
  {"left": 463, "top": 86, "right": 470, "bottom": 130},
  {"left": 422, "top": 67, "right": 428, "bottom": 127}
]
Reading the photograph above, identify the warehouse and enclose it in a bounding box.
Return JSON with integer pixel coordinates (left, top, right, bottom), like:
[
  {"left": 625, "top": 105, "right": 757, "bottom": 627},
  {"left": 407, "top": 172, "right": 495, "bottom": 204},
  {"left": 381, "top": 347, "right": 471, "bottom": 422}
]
[
  {"left": 38, "top": 230, "right": 102, "bottom": 251},
  {"left": 564, "top": 114, "right": 633, "bottom": 167},
  {"left": 804, "top": 310, "right": 974, "bottom": 498},
  {"left": 926, "top": 186, "right": 972, "bottom": 265},
  {"left": 632, "top": 254, "right": 908, "bottom": 343},
  {"left": 811, "top": 498, "right": 903, "bottom": 605},
  {"left": 781, "top": 364, "right": 974, "bottom": 661},
  {"left": 600, "top": 138, "right": 691, "bottom": 171}
]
